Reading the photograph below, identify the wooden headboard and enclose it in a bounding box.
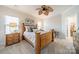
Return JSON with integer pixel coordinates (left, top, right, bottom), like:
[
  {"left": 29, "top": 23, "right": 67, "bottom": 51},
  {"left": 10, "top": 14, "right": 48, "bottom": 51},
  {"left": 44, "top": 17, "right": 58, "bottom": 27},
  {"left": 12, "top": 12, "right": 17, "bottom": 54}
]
[
  {"left": 21, "top": 23, "right": 37, "bottom": 34},
  {"left": 20, "top": 23, "right": 37, "bottom": 40},
  {"left": 21, "top": 23, "right": 26, "bottom": 35}
]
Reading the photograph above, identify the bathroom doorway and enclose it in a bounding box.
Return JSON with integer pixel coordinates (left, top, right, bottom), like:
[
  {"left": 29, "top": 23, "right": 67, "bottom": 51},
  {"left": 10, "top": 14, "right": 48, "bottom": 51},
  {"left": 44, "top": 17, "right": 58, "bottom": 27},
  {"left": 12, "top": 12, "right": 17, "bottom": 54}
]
[{"left": 67, "top": 15, "right": 77, "bottom": 38}]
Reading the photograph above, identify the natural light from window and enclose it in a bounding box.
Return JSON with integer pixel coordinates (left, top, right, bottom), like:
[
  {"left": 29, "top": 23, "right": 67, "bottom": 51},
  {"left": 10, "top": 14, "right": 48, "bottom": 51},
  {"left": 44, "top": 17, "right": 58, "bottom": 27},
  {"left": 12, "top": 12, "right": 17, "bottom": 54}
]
[{"left": 5, "top": 16, "right": 19, "bottom": 34}]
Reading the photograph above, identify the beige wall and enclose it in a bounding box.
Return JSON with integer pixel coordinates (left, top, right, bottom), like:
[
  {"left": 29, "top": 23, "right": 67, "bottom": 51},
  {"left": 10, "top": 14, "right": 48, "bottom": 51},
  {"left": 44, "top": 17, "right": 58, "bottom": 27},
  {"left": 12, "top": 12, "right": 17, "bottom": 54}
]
[{"left": 43, "top": 14, "right": 62, "bottom": 31}]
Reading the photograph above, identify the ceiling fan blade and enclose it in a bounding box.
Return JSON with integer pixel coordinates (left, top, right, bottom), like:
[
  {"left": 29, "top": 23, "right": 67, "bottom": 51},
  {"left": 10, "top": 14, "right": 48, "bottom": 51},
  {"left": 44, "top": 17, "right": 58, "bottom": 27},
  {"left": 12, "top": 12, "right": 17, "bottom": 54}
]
[
  {"left": 44, "top": 11, "right": 49, "bottom": 15},
  {"left": 36, "top": 8, "right": 41, "bottom": 10},
  {"left": 41, "top": 5, "right": 46, "bottom": 8},
  {"left": 49, "top": 8, "right": 53, "bottom": 12},
  {"left": 39, "top": 10, "right": 42, "bottom": 15},
  {"left": 47, "top": 6, "right": 53, "bottom": 12}
]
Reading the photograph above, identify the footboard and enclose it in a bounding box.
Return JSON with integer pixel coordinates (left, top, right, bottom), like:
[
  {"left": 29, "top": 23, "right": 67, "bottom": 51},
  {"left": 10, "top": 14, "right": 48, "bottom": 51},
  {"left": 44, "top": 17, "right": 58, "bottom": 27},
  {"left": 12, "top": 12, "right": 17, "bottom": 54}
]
[
  {"left": 35, "top": 31, "right": 54, "bottom": 54},
  {"left": 41, "top": 31, "right": 53, "bottom": 49}
]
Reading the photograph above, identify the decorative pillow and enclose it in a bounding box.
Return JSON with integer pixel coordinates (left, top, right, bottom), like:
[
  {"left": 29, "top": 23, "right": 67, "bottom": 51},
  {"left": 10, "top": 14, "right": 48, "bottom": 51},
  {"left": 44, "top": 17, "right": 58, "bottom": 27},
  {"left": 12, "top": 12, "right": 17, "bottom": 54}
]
[
  {"left": 29, "top": 27, "right": 33, "bottom": 32},
  {"left": 33, "top": 29, "right": 38, "bottom": 32},
  {"left": 25, "top": 26, "right": 28, "bottom": 32},
  {"left": 25, "top": 26, "right": 32, "bottom": 32}
]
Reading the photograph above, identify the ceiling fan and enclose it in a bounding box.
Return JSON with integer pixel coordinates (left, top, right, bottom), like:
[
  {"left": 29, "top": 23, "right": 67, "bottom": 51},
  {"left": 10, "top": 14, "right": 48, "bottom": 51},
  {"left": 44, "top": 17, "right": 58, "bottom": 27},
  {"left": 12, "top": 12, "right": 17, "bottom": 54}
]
[{"left": 36, "top": 5, "right": 54, "bottom": 16}]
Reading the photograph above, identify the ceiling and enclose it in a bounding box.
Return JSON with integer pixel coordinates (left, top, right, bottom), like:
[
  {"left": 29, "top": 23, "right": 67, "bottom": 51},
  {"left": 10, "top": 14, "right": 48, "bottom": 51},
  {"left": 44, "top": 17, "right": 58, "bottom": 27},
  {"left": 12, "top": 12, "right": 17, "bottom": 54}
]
[{"left": 5, "top": 5, "right": 74, "bottom": 19}]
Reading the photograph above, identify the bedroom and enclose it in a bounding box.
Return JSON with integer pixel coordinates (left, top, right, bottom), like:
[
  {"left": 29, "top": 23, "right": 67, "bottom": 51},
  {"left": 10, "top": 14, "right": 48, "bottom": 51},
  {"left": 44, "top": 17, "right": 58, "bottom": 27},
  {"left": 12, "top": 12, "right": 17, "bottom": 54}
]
[{"left": 0, "top": 5, "right": 79, "bottom": 54}]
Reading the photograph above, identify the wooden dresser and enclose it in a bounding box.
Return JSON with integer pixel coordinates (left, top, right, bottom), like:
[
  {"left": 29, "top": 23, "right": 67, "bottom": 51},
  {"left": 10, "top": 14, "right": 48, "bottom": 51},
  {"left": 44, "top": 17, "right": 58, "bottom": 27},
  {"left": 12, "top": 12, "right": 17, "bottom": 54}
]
[{"left": 6, "top": 33, "right": 20, "bottom": 46}]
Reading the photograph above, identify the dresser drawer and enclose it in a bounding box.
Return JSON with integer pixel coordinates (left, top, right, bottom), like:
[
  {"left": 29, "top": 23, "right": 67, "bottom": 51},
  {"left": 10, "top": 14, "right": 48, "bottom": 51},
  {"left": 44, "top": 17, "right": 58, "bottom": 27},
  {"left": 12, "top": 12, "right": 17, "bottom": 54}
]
[
  {"left": 14, "top": 33, "right": 19, "bottom": 36},
  {"left": 6, "top": 33, "right": 20, "bottom": 46},
  {"left": 6, "top": 34, "right": 13, "bottom": 38},
  {"left": 13, "top": 38, "right": 19, "bottom": 43}
]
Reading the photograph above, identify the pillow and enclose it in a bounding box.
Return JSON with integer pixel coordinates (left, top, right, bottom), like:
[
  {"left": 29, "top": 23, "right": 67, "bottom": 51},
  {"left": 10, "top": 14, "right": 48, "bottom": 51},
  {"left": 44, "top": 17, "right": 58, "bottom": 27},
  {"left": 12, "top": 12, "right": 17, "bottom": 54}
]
[
  {"left": 33, "top": 29, "right": 38, "bottom": 32},
  {"left": 29, "top": 27, "right": 33, "bottom": 32},
  {"left": 25, "top": 26, "right": 28, "bottom": 32},
  {"left": 25, "top": 26, "right": 33, "bottom": 32}
]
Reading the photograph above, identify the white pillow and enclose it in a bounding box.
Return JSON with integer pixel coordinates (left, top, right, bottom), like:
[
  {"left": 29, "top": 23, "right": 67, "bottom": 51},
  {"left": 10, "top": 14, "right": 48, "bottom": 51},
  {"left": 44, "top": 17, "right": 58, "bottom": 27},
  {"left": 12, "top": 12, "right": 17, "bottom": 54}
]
[
  {"left": 33, "top": 29, "right": 38, "bottom": 32},
  {"left": 25, "top": 26, "right": 29, "bottom": 32}
]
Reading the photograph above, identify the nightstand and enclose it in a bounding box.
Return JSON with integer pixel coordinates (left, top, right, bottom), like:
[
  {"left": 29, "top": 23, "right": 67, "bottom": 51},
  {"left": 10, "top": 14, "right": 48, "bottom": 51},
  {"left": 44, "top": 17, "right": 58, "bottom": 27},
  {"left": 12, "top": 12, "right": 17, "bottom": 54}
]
[{"left": 6, "top": 33, "right": 20, "bottom": 46}]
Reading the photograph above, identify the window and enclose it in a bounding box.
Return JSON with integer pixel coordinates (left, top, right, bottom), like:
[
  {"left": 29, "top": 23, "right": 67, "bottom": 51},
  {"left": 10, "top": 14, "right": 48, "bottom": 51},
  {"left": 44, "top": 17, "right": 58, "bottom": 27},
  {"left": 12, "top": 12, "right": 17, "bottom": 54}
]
[{"left": 5, "top": 16, "right": 19, "bottom": 34}]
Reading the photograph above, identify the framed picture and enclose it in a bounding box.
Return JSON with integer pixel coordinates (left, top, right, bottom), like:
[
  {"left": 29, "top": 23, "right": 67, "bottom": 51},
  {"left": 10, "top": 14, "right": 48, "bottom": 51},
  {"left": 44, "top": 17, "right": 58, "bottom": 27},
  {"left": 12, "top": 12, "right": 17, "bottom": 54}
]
[{"left": 24, "top": 18, "right": 34, "bottom": 25}]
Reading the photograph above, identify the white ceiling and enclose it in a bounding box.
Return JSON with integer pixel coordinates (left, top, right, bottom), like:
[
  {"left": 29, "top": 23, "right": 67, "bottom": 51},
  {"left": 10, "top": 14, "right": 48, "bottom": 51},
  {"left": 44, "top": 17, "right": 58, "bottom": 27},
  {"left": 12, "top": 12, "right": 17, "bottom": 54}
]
[{"left": 5, "top": 5, "right": 74, "bottom": 19}]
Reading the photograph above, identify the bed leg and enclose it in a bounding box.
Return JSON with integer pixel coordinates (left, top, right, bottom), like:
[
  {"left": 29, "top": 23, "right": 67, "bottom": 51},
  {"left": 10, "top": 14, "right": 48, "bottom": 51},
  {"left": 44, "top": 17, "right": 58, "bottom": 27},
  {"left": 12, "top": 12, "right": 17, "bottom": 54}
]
[
  {"left": 35, "top": 32, "right": 41, "bottom": 54},
  {"left": 51, "top": 30, "right": 55, "bottom": 42},
  {"left": 52, "top": 32, "right": 54, "bottom": 42}
]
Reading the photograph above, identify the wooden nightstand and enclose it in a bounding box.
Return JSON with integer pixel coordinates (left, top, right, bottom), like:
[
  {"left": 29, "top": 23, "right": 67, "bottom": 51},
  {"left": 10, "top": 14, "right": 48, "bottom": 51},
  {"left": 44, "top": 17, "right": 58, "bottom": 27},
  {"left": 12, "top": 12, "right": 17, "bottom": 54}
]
[{"left": 6, "top": 33, "right": 20, "bottom": 46}]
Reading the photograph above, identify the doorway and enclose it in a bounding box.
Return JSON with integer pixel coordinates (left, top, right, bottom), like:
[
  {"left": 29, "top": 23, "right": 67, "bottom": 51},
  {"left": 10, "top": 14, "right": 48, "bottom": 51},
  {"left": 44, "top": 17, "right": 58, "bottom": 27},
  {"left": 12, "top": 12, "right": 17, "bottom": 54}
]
[{"left": 67, "top": 15, "right": 77, "bottom": 38}]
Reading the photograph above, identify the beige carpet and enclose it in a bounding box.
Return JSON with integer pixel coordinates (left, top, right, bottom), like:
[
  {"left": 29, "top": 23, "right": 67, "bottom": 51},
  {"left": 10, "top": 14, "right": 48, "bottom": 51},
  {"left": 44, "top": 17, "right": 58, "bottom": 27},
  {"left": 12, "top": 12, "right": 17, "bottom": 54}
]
[{"left": 0, "top": 38, "right": 76, "bottom": 54}]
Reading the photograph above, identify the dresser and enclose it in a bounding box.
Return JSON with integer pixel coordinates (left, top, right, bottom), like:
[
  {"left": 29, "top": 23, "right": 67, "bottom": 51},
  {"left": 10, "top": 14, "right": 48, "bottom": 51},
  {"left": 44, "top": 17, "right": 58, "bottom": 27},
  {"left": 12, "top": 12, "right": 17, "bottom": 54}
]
[{"left": 6, "top": 33, "right": 20, "bottom": 46}]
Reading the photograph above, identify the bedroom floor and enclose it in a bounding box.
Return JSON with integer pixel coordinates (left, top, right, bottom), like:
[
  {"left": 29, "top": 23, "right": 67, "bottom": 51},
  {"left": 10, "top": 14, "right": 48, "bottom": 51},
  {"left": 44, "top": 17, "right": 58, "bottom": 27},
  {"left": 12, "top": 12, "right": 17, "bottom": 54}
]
[{"left": 0, "top": 38, "right": 76, "bottom": 54}]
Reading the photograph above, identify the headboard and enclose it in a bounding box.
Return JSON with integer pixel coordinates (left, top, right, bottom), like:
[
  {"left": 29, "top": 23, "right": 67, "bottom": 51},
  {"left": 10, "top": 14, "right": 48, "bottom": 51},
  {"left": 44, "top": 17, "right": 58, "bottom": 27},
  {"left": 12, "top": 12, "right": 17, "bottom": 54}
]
[
  {"left": 22, "top": 17, "right": 37, "bottom": 32},
  {"left": 22, "top": 23, "right": 37, "bottom": 33},
  {"left": 22, "top": 23, "right": 26, "bottom": 33}
]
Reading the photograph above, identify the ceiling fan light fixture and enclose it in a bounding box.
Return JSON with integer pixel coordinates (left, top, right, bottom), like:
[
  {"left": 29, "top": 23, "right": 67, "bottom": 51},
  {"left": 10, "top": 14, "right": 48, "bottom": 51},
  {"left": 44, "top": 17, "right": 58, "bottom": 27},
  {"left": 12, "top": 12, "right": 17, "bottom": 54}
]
[
  {"left": 44, "top": 11, "right": 49, "bottom": 15},
  {"left": 39, "top": 10, "right": 42, "bottom": 15},
  {"left": 36, "top": 5, "right": 53, "bottom": 16}
]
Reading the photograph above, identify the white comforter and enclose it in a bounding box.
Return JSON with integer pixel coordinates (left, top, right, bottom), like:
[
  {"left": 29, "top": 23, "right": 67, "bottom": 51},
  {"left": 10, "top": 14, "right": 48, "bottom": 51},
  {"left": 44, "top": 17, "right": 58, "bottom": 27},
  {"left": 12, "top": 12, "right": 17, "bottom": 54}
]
[
  {"left": 23, "top": 32, "right": 35, "bottom": 46},
  {"left": 23, "top": 31, "right": 47, "bottom": 46}
]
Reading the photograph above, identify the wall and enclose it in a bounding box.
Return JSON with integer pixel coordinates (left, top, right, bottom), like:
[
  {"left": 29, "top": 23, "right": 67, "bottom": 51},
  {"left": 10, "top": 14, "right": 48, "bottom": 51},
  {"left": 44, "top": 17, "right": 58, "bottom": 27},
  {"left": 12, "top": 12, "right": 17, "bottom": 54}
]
[
  {"left": 43, "top": 14, "right": 62, "bottom": 32},
  {"left": 61, "top": 6, "right": 79, "bottom": 38},
  {"left": 0, "top": 16, "right": 5, "bottom": 49},
  {"left": 77, "top": 14, "right": 79, "bottom": 28},
  {"left": 0, "top": 6, "right": 38, "bottom": 48},
  {"left": 42, "top": 14, "right": 66, "bottom": 39}
]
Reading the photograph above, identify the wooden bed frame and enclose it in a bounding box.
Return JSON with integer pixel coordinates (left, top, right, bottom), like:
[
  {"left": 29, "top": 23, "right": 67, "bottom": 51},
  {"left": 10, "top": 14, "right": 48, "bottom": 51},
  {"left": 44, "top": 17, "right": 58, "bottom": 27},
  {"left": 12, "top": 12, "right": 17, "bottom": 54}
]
[{"left": 21, "top": 23, "right": 54, "bottom": 54}]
